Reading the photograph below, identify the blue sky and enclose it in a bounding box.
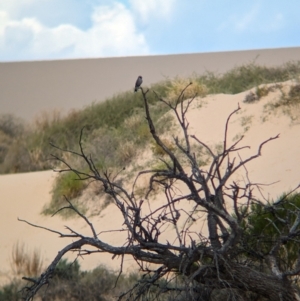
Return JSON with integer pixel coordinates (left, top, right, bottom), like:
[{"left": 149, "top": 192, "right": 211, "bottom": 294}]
[{"left": 0, "top": 0, "right": 299, "bottom": 62}]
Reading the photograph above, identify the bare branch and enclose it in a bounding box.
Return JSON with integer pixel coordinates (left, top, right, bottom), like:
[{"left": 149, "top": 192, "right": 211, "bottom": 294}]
[{"left": 20, "top": 84, "right": 300, "bottom": 301}]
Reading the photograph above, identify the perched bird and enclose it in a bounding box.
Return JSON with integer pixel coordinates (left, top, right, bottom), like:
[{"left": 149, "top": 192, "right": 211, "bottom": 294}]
[{"left": 134, "top": 76, "right": 143, "bottom": 92}]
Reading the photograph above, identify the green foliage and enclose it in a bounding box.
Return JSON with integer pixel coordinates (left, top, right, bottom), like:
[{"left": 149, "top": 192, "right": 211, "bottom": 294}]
[
  {"left": 165, "top": 77, "right": 207, "bottom": 104},
  {"left": 288, "top": 84, "right": 300, "bottom": 104},
  {"left": 0, "top": 114, "right": 24, "bottom": 138},
  {"left": 242, "top": 193, "right": 300, "bottom": 270},
  {"left": 1, "top": 61, "right": 300, "bottom": 175},
  {"left": 255, "top": 85, "right": 270, "bottom": 99},
  {"left": 263, "top": 84, "right": 300, "bottom": 122},
  {"left": 30, "top": 260, "right": 162, "bottom": 301},
  {"left": 151, "top": 139, "right": 175, "bottom": 156},
  {"left": 40, "top": 260, "right": 195, "bottom": 301},
  {"left": 53, "top": 258, "right": 81, "bottom": 281},
  {"left": 42, "top": 171, "right": 87, "bottom": 217},
  {"left": 0, "top": 114, "right": 26, "bottom": 170},
  {"left": 243, "top": 85, "right": 270, "bottom": 103},
  {"left": 198, "top": 61, "right": 300, "bottom": 94},
  {"left": 278, "top": 83, "right": 300, "bottom": 107},
  {"left": 0, "top": 282, "right": 21, "bottom": 301},
  {"left": 0, "top": 259, "right": 134, "bottom": 301},
  {"left": 54, "top": 171, "right": 86, "bottom": 200},
  {"left": 2, "top": 61, "right": 300, "bottom": 220}
]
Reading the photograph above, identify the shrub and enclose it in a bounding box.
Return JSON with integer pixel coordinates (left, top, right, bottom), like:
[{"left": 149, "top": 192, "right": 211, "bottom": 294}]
[
  {"left": 0, "top": 282, "right": 22, "bottom": 301},
  {"left": 265, "top": 83, "right": 300, "bottom": 115},
  {"left": 287, "top": 84, "right": 300, "bottom": 105},
  {"left": 2, "top": 62, "right": 300, "bottom": 175},
  {"left": 10, "top": 242, "right": 43, "bottom": 277},
  {"left": 166, "top": 77, "right": 207, "bottom": 104},
  {"left": 0, "top": 114, "right": 27, "bottom": 172},
  {"left": 53, "top": 258, "right": 81, "bottom": 281},
  {"left": 42, "top": 171, "right": 87, "bottom": 217},
  {"left": 242, "top": 193, "right": 300, "bottom": 271},
  {"left": 36, "top": 261, "right": 141, "bottom": 301},
  {"left": 200, "top": 61, "right": 300, "bottom": 94},
  {"left": 256, "top": 85, "right": 270, "bottom": 99},
  {"left": 244, "top": 91, "right": 258, "bottom": 103},
  {"left": 151, "top": 139, "right": 175, "bottom": 156},
  {"left": 0, "top": 114, "right": 24, "bottom": 138}
]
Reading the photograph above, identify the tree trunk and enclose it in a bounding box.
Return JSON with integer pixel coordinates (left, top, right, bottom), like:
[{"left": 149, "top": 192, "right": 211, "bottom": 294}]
[{"left": 229, "top": 263, "right": 299, "bottom": 301}]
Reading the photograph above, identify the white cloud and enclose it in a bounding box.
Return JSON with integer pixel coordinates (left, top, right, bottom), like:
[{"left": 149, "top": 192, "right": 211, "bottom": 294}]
[
  {"left": 0, "top": 10, "right": 10, "bottom": 33},
  {"left": 0, "top": 2, "right": 149, "bottom": 61},
  {"left": 73, "top": 3, "right": 148, "bottom": 57},
  {"left": 0, "top": 0, "right": 35, "bottom": 20},
  {"left": 129, "top": 0, "right": 176, "bottom": 23}
]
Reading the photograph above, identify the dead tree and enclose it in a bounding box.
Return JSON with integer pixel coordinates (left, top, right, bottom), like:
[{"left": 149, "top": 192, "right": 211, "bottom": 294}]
[{"left": 20, "top": 85, "right": 300, "bottom": 301}]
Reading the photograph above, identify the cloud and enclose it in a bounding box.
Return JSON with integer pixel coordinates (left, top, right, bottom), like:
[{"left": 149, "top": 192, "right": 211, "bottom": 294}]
[
  {"left": 73, "top": 3, "right": 149, "bottom": 57},
  {"left": 129, "top": 0, "right": 176, "bottom": 23},
  {"left": 0, "top": 2, "right": 149, "bottom": 61}
]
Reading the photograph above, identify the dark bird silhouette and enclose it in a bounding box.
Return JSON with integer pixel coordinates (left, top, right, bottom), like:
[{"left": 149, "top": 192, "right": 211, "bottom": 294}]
[{"left": 134, "top": 76, "right": 143, "bottom": 92}]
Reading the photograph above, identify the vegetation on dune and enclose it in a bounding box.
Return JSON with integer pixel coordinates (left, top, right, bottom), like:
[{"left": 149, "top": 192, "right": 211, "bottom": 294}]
[
  {"left": 201, "top": 61, "right": 300, "bottom": 94},
  {"left": 241, "top": 193, "right": 300, "bottom": 271},
  {"left": 1, "top": 247, "right": 143, "bottom": 301},
  {"left": 2, "top": 61, "right": 300, "bottom": 300},
  {"left": 1, "top": 244, "right": 203, "bottom": 301},
  {"left": 1, "top": 61, "right": 300, "bottom": 217},
  {"left": 16, "top": 83, "right": 300, "bottom": 300},
  {"left": 1, "top": 61, "right": 300, "bottom": 175},
  {"left": 3, "top": 192, "right": 300, "bottom": 300}
]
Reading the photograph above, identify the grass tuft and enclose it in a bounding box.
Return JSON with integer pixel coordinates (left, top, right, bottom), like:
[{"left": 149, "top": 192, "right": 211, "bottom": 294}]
[
  {"left": 165, "top": 77, "right": 207, "bottom": 104},
  {"left": 10, "top": 241, "right": 43, "bottom": 277}
]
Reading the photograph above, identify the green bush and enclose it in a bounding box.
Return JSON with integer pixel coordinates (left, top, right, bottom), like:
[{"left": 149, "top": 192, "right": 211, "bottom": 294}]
[
  {"left": 0, "top": 114, "right": 26, "bottom": 172},
  {"left": 151, "top": 139, "right": 175, "bottom": 157},
  {"left": 54, "top": 258, "right": 81, "bottom": 281},
  {"left": 264, "top": 84, "right": 300, "bottom": 118},
  {"left": 198, "top": 61, "right": 300, "bottom": 94},
  {"left": 0, "top": 282, "right": 22, "bottom": 301},
  {"left": 0, "top": 114, "right": 24, "bottom": 138},
  {"left": 255, "top": 85, "right": 270, "bottom": 99},
  {"left": 287, "top": 84, "right": 300, "bottom": 105},
  {"left": 242, "top": 193, "right": 300, "bottom": 270},
  {"left": 35, "top": 261, "right": 141, "bottom": 301},
  {"left": 42, "top": 171, "right": 87, "bottom": 217},
  {"left": 165, "top": 77, "right": 207, "bottom": 104}
]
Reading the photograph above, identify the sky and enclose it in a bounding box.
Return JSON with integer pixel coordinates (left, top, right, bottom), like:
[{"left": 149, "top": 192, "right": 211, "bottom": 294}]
[{"left": 0, "top": 0, "right": 299, "bottom": 62}]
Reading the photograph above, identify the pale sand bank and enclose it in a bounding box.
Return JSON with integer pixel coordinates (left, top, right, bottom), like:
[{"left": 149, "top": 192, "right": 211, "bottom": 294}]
[{"left": 1, "top": 47, "right": 300, "bottom": 121}]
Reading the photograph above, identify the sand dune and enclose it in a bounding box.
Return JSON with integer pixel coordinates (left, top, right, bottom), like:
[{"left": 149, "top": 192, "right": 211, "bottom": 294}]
[
  {"left": 1, "top": 48, "right": 300, "bottom": 286},
  {"left": 1, "top": 79, "right": 299, "bottom": 285},
  {"left": 1, "top": 47, "right": 300, "bottom": 121}
]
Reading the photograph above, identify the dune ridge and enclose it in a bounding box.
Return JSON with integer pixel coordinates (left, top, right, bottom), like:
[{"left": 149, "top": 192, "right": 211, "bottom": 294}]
[{"left": 1, "top": 47, "right": 300, "bottom": 121}]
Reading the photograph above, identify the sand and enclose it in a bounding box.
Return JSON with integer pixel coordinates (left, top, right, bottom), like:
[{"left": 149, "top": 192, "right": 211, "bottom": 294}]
[
  {"left": 0, "top": 48, "right": 300, "bottom": 285},
  {"left": 1, "top": 47, "right": 300, "bottom": 121},
  {"left": 1, "top": 80, "right": 299, "bottom": 285}
]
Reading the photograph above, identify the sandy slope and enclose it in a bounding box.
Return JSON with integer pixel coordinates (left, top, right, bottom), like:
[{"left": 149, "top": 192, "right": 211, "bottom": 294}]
[
  {"left": 1, "top": 47, "right": 300, "bottom": 121},
  {"left": 0, "top": 81, "right": 300, "bottom": 285}
]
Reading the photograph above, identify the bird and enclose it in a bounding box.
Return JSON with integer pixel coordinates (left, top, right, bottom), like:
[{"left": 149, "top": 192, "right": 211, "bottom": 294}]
[{"left": 134, "top": 76, "right": 143, "bottom": 92}]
